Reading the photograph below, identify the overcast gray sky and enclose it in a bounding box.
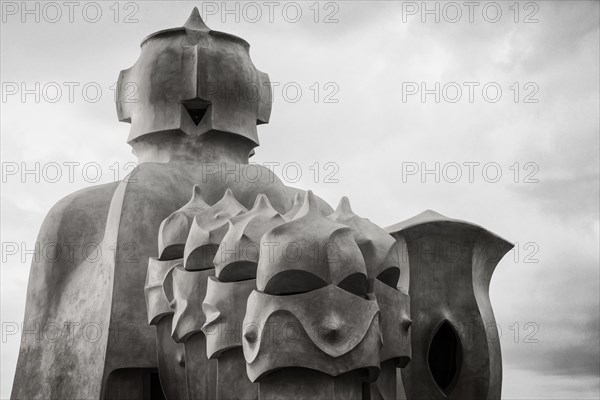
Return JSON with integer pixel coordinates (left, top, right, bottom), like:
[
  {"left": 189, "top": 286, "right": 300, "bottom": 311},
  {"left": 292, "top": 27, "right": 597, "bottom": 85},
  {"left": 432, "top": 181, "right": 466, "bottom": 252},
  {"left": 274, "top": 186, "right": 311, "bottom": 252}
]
[{"left": 1, "top": 1, "right": 599, "bottom": 398}]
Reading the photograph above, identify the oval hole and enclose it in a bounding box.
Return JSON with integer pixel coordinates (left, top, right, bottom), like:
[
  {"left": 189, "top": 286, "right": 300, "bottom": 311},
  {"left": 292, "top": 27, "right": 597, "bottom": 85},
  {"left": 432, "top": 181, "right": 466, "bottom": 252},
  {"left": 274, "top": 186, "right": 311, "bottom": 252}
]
[{"left": 427, "top": 320, "right": 461, "bottom": 394}]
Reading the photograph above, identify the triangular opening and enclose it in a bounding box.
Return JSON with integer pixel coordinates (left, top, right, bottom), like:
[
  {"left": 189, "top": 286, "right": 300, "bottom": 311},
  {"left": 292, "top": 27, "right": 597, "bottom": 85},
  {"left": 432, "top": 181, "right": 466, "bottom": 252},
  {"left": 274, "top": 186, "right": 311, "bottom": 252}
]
[
  {"left": 186, "top": 108, "right": 207, "bottom": 126},
  {"left": 182, "top": 99, "right": 211, "bottom": 126}
]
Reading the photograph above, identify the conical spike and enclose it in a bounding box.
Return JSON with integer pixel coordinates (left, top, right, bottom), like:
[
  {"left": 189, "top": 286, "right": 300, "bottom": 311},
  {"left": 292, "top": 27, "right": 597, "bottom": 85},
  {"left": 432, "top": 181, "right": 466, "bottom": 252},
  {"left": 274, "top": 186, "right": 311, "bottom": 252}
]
[
  {"left": 190, "top": 185, "right": 208, "bottom": 206},
  {"left": 337, "top": 196, "right": 353, "bottom": 214},
  {"left": 305, "top": 190, "right": 317, "bottom": 208},
  {"left": 283, "top": 193, "right": 303, "bottom": 221},
  {"left": 214, "top": 188, "right": 247, "bottom": 212},
  {"left": 184, "top": 7, "right": 210, "bottom": 32},
  {"left": 329, "top": 196, "right": 356, "bottom": 221},
  {"left": 294, "top": 190, "right": 321, "bottom": 219},
  {"left": 252, "top": 194, "right": 273, "bottom": 211},
  {"left": 192, "top": 184, "right": 201, "bottom": 198}
]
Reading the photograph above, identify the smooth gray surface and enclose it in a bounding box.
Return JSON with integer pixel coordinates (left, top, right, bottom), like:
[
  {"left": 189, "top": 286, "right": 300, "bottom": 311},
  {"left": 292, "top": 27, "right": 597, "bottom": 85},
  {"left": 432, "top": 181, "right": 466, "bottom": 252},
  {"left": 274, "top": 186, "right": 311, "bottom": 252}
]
[
  {"left": 11, "top": 9, "right": 330, "bottom": 400},
  {"left": 117, "top": 8, "right": 271, "bottom": 146},
  {"left": 13, "top": 8, "right": 514, "bottom": 400},
  {"left": 388, "top": 211, "right": 512, "bottom": 400}
]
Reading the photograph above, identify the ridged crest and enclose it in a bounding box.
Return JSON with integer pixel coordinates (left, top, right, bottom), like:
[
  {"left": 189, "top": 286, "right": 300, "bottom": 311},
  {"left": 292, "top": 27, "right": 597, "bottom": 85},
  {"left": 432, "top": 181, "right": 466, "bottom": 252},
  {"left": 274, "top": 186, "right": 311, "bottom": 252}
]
[
  {"left": 330, "top": 196, "right": 400, "bottom": 287},
  {"left": 370, "top": 278, "right": 411, "bottom": 366},
  {"left": 158, "top": 185, "right": 209, "bottom": 260},
  {"left": 242, "top": 285, "right": 381, "bottom": 381},
  {"left": 214, "top": 194, "right": 286, "bottom": 282},
  {"left": 183, "top": 189, "right": 247, "bottom": 271},
  {"left": 144, "top": 258, "right": 180, "bottom": 325},
  {"left": 283, "top": 192, "right": 303, "bottom": 221},
  {"left": 163, "top": 265, "right": 214, "bottom": 343},
  {"left": 201, "top": 277, "right": 256, "bottom": 359},
  {"left": 256, "top": 191, "right": 368, "bottom": 296},
  {"left": 119, "top": 8, "right": 270, "bottom": 145}
]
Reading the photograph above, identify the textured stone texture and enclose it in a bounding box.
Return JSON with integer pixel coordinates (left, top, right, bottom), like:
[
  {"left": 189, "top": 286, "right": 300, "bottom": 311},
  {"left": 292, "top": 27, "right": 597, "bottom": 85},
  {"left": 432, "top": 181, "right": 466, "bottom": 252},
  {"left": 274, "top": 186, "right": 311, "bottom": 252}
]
[
  {"left": 257, "top": 191, "right": 368, "bottom": 296},
  {"left": 183, "top": 189, "right": 247, "bottom": 271},
  {"left": 243, "top": 285, "right": 382, "bottom": 381},
  {"left": 117, "top": 8, "right": 272, "bottom": 145},
  {"left": 215, "top": 194, "right": 286, "bottom": 282},
  {"left": 258, "top": 369, "right": 364, "bottom": 400},
  {"left": 387, "top": 210, "right": 512, "bottom": 400},
  {"left": 329, "top": 197, "right": 401, "bottom": 285},
  {"left": 145, "top": 258, "right": 179, "bottom": 325},
  {"left": 163, "top": 266, "right": 213, "bottom": 342},
  {"left": 12, "top": 8, "right": 514, "bottom": 400},
  {"left": 158, "top": 186, "right": 209, "bottom": 261},
  {"left": 11, "top": 9, "right": 332, "bottom": 399},
  {"left": 202, "top": 277, "right": 256, "bottom": 358},
  {"left": 145, "top": 258, "right": 187, "bottom": 400}
]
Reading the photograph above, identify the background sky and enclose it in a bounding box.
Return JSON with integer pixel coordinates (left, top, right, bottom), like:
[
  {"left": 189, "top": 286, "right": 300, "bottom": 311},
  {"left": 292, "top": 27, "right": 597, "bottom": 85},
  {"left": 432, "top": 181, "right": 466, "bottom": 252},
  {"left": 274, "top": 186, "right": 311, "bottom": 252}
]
[{"left": 1, "top": 1, "right": 599, "bottom": 399}]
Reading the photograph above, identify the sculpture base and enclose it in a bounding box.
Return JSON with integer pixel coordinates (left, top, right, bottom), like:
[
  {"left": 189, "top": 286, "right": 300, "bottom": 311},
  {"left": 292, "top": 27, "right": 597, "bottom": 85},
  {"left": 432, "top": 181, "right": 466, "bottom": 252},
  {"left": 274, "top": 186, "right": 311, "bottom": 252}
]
[{"left": 258, "top": 369, "right": 364, "bottom": 400}]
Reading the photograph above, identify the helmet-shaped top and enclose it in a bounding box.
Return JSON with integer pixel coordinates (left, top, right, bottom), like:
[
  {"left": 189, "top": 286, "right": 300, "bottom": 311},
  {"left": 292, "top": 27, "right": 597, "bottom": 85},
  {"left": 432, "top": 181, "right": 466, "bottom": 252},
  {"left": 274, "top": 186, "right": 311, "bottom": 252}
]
[{"left": 117, "top": 8, "right": 272, "bottom": 146}]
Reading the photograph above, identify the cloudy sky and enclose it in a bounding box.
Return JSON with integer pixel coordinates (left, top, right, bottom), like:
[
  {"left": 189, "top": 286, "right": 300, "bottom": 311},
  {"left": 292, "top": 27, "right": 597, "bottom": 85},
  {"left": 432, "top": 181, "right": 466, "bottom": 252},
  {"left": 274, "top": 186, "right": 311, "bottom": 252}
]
[{"left": 1, "top": 1, "right": 599, "bottom": 398}]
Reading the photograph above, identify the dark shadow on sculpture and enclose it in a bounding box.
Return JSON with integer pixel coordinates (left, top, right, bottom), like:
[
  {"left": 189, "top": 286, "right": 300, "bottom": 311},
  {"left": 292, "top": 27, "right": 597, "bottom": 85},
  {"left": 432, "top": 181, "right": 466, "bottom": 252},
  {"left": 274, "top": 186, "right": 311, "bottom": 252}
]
[
  {"left": 428, "top": 320, "right": 462, "bottom": 395},
  {"left": 104, "top": 369, "right": 166, "bottom": 400}
]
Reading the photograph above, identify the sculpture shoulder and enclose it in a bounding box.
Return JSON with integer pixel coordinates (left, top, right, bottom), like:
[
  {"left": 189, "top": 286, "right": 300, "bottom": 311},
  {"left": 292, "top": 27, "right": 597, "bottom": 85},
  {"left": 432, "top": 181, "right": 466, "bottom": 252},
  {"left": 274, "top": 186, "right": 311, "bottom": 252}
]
[
  {"left": 25, "top": 182, "right": 121, "bottom": 298},
  {"left": 37, "top": 182, "right": 120, "bottom": 245},
  {"left": 113, "top": 161, "right": 303, "bottom": 215}
]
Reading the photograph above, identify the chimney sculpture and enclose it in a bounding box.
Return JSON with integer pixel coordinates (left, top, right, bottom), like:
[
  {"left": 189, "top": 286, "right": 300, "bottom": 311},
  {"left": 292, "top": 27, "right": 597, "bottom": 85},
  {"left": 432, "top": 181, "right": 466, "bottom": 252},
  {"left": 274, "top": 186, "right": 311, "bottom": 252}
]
[{"left": 12, "top": 9, "right": 512, "bottom": 400}]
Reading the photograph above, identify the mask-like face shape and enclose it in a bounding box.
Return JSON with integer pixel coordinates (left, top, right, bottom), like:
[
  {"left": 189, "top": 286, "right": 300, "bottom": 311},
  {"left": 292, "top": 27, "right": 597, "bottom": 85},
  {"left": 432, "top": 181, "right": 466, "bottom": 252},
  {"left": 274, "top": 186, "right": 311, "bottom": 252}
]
[
  {"left": 117, "top": 8, "right": 271, "bottom": 145},
  {"left": 242, "top": 285, "right": 382, "bottom": 382},
  {"left": 202, "top": 277, "right": 256, "bottom": 359}
]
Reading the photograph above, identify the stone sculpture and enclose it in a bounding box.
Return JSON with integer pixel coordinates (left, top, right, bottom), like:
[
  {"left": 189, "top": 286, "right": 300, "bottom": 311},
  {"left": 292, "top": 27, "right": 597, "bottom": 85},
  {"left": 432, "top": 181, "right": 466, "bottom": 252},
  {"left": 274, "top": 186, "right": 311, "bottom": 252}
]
[
  {"left": 144, "top": 258, "right": 188, "bottom": 400},
  {"left": 387, "top": 210, "right": 512, "bottom": 399},
  {"left": 12, "top": 8, "right": 513, "bottom": 400}
]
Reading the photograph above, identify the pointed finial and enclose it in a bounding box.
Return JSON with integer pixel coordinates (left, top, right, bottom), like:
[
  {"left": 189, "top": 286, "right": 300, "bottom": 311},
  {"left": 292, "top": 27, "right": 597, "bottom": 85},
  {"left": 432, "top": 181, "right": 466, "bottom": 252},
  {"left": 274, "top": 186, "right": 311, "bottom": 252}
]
[
  {"left": 283, "top": 192, "right": 304, "bottom": 221},
  {"left": 252, "top": 194, "right": 273, "bottom": 211},
  {"left": 184, "top": 7, "right": 210, "bottom": 32},
  {"left": 294, "top": 190, "right": 320, "bottom": 219},
  {"left": 185, "top": 184, "right": 209, "bottom": 210},
  {"left": 191, "top": 184, "right": 203, "bottom": 201},
  {"left": 337, "top": 196, "right": 354, "bottom": 214},
  {"left": 216, "top": 188, "right": 247, "bottom": 212},
  {"left": 328, "top": 196, "right": 355, "bottom": 221}
]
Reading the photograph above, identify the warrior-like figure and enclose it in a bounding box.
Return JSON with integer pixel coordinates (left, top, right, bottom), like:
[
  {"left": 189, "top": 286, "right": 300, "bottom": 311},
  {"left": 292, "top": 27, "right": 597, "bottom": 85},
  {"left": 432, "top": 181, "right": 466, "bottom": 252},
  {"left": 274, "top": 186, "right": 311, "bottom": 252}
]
[{"left": 13, "top": 9, "right": 512, "bottom": 400}]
